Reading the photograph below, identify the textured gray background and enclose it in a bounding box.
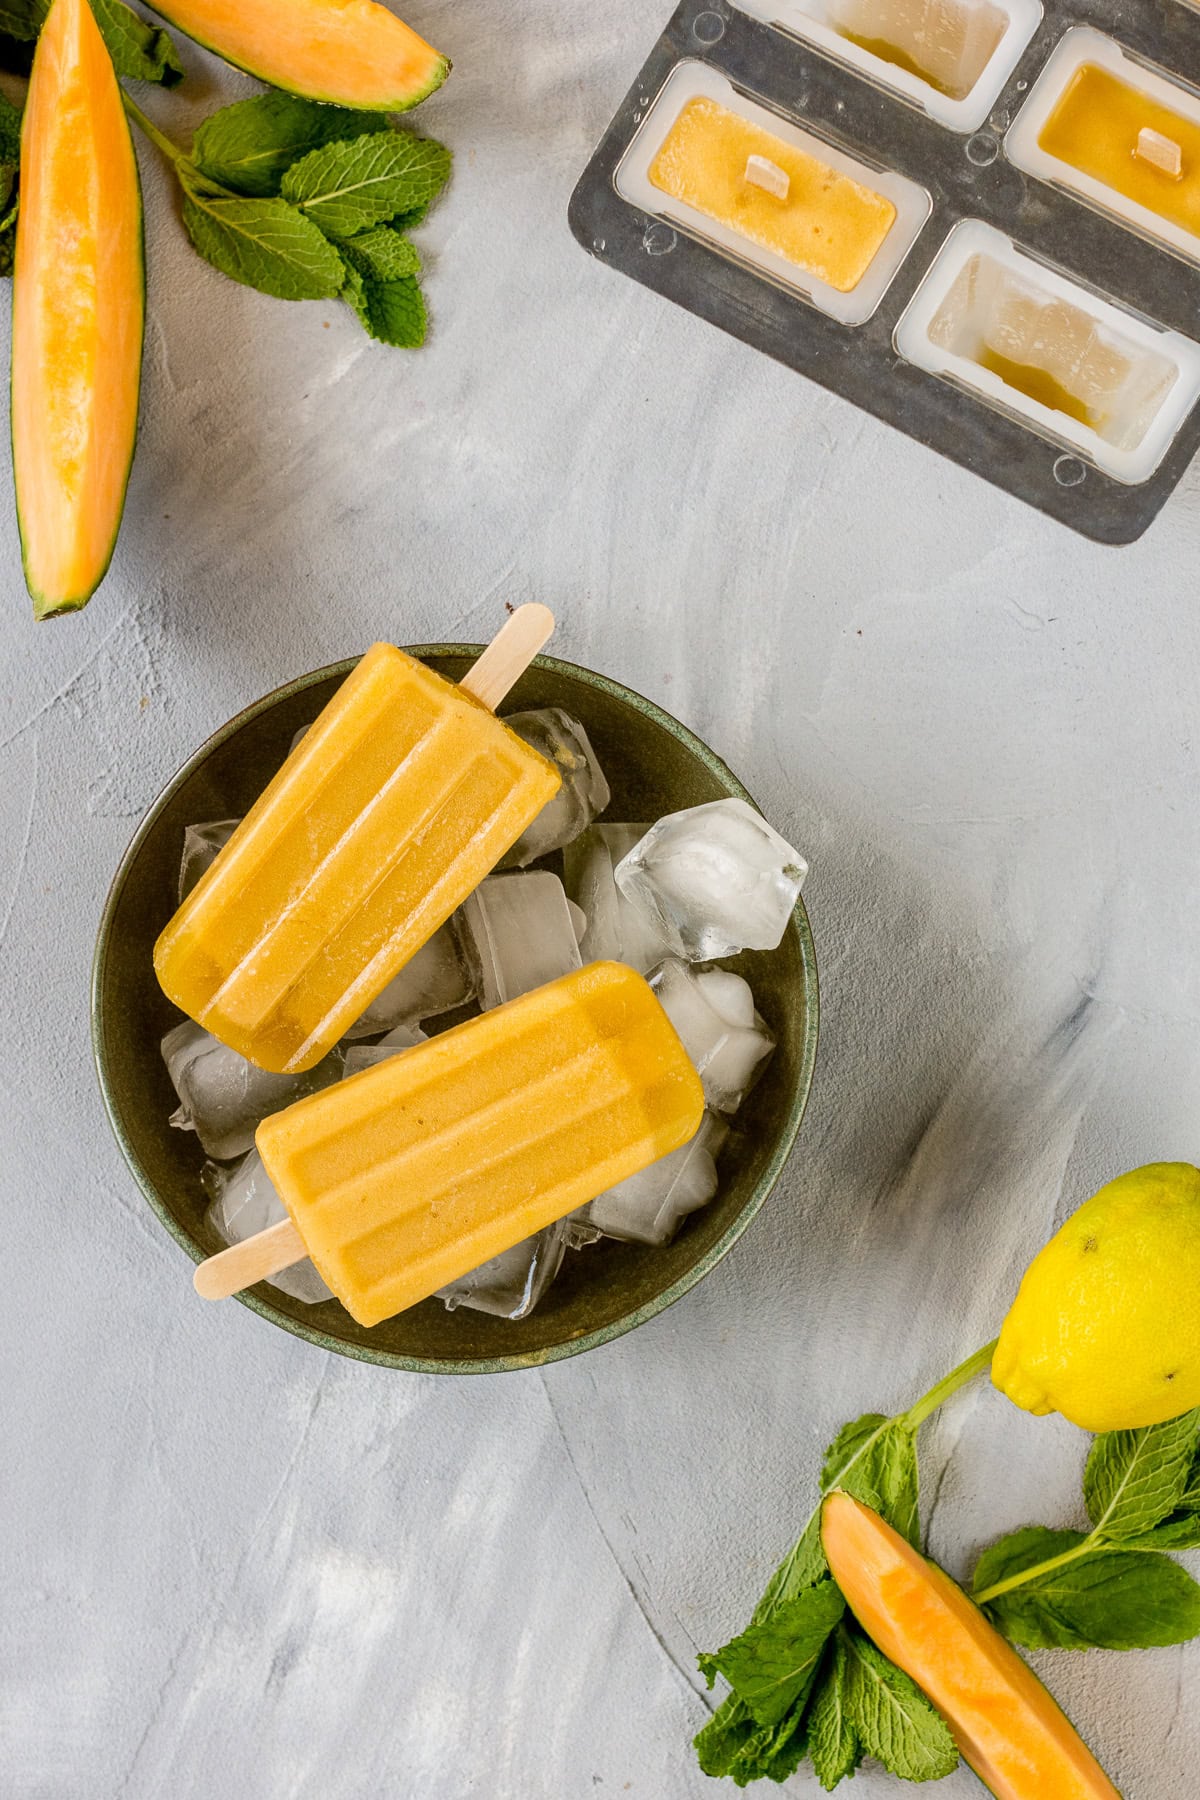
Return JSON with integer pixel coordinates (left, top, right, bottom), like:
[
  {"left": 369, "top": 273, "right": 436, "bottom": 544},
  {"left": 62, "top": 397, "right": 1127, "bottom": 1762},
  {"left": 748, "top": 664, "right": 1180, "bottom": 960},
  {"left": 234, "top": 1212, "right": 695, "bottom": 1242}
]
[{"left": 3, "top": 3, "right": 1199, "bottom": 1795}]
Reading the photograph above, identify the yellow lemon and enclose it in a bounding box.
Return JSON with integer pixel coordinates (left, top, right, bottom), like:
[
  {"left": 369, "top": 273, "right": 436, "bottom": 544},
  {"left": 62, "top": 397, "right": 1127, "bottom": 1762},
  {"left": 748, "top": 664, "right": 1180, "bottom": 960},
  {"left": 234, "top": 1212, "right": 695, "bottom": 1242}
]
[{"left": 993, "top": 1162, "right": 1200, "bottom": 1433}]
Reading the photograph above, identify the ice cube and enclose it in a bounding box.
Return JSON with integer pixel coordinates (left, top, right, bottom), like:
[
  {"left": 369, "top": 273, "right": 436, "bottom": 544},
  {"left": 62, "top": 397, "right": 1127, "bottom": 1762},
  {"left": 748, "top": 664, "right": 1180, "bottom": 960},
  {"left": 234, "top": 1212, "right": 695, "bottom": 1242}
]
[
  {"left": 341, "top": 1024, "right": 426, "bottom": 1078},
  {"left": 649, "top": 959, "right": 775, "bottom": 1113},
  {"left": 457, "top": 870, "right": 582, "bottom": 1009},
  {"left": 178, "top": 819, "right": 239, "bottom": 903},
  {"left": 502, "top": 709, "right": 612, "bottom": 865},
  {"left": 437, "top": 1219, "right": 569, "bottom": 1318},
  {"left": 563, "top": 823, "right": 674, "bottom": 971},
  {"left": 583, "top": 1113, "right": 729, "bottom": 1245},
  {"left": 163, "top": 1020, "right": 343, "bottom": 1161},
  {"left": 344, "top": 921, "right": 474, "bottom": 1038},
  {"left": 615, "top": 799, "right": 806, "bottom": 960},
  {"left": 203, "top": 1152, "right": 333, "bottom": 1305}
]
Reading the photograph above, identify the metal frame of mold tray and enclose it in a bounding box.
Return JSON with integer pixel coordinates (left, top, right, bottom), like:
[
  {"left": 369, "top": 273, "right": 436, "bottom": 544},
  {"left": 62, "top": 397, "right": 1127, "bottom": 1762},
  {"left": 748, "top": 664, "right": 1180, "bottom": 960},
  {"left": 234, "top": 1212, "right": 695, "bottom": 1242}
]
[{"left": 568, "top": 0, "right": 1200, "bottom": 543}]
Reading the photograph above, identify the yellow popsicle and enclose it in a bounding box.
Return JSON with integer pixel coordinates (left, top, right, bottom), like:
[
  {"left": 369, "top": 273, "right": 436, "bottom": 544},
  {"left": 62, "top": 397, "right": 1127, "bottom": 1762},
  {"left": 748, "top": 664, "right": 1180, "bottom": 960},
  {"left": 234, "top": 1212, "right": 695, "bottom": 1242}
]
[
  {"left": 154, "top": 644, "right": 560, "bottom": 1074},
  {"left": 649, "top": 96, "right": 897, "bottom": 293},
  {"left": 1038, "top": 63, "right": 1200, "bottom": 240},
  {"left": 255, "top": 962, "right": 707, "bottom": 1327}
]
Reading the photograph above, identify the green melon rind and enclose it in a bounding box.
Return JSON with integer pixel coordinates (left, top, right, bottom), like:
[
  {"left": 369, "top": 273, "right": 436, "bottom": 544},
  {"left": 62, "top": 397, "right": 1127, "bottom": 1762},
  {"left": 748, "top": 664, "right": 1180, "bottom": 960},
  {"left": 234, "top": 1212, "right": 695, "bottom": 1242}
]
[
  {"left": 12, "top": 57, "right": 146, "bottom": 620},
  {"left": 147, "top": 3, "right": 450, "bottom": 111}
]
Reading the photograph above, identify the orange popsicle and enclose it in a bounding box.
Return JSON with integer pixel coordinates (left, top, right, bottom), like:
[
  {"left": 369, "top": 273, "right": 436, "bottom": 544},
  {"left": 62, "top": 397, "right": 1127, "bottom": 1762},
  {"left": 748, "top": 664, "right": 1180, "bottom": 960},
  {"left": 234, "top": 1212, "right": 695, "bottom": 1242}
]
[
  {"left": 219, "top": 963, "right": 704, "bottom": 1326},
  {"left": 1038, "top": 64, "right": 1200, "bottom": 242},
  {"left": 649, "top": 97, "right": 897, "bottom": 293},
  {"left": 155, "top": 621, "right": 560, "bottom": 1074}
]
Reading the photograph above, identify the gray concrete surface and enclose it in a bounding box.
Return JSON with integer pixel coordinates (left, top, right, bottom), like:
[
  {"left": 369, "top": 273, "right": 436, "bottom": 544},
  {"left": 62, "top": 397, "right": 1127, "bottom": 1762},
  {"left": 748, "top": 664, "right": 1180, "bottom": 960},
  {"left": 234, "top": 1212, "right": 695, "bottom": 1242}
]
[{"left": 3, "top": 3, "right": 1198, "bottom": 1795}]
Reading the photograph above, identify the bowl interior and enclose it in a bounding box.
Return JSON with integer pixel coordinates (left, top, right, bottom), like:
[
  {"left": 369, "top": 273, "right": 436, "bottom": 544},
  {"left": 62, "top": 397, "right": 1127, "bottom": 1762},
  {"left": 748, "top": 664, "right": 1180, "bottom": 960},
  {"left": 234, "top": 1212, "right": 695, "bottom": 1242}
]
[{"left": 93, "top": 648, "right": 818, "bottom": 1371}]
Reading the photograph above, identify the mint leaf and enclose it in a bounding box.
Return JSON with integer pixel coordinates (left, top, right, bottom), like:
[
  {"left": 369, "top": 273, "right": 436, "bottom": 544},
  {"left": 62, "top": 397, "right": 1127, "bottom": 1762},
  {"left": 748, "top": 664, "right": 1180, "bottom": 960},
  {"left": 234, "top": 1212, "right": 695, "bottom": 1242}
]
[
  {"left": 749, "top": 1704, "right": 811, "bottom": 1785},
  {"left": 1084, "top": 1411, "right": 1200, "bottom": 1541},
  {"left": 807, "top": 1637, "right": 863, "bottom": 1791},
  {"left": 754, "top": 1514, "right": 828, "bottom": 1618},
  {"left": 694, "top": 1693, "right": 811, "bottom": 1788},
  {"left": 694, "top": 1698, "right": 760, "bottom": 1783},
  {"left": 354, "top": 274, "right": 427, "bottom": 348},
  {"left": 391, "top": 199, "right": 432, "bottom": 232},
  {"left": 977, "top": 1529, "right": 1200, "bottom": 1649},
  {"left": 338, "top": 247, "right": 427, "bottom": 349},
  {"left": 91, "top": 0, "right": 182, "bottom": 84},
  {"left": 0, "top": 0, "right": 41, "bottom": 38},
  {"left": 282, "top": 129, "right": 450, "bottom": 237},
  {"left": 0, "top": 88, "right": 20, "bottom": 164},
  {"left": 1123, "top": 1514, "right": 1200, "bottom": 1551},
  {"left": 699, "top": 1581, "right": 845, "bottom": 1727},
  {"left": 181, "top": 190, "right": 345, "bottom": 301},
  {"left": 822, "top": 1413, "right": 920, "bottom": 1549},
  {"left": 339, "top": 224, "right": 421, "bottom": 281},
  {"left": 1183, "top": 1454, "right": 1200, "bottom": 1511},
  {"left": 340, "top": 257, "right": 369, "bottom": 329},
  {"left": 842, "top": 1627, "right": 958, "bottom": 1782},
  {"left": 192, "top": 93, "right": 390, "bottom": 198}
]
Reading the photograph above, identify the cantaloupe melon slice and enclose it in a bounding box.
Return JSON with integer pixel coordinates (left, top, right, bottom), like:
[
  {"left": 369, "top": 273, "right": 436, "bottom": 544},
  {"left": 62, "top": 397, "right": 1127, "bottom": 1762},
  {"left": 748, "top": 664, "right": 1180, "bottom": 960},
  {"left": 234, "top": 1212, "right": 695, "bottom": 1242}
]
[
  {"left": 822, "top": 1493, "right": 1121, "bottom": 1800},
  {"left": 149, "top": 0, "right": 449, "bottom": 111},
  {"left": 12, "top": 0, "right": 143, "bottom": 620}
]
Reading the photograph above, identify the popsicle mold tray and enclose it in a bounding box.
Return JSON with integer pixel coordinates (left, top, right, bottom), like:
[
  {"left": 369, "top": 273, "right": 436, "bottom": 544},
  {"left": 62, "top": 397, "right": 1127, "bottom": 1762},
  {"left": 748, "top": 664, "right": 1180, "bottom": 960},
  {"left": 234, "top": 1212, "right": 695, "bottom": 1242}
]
[{"left": 568, "top": 0, "right": 1200, "bottom": 541}]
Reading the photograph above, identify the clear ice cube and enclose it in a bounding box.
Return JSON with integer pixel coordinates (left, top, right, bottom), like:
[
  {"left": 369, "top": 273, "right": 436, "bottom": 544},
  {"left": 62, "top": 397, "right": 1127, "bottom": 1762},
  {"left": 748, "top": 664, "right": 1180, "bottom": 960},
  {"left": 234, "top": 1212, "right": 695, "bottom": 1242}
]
[
  {"left": 341, "top": 1024, "right": 427, "bottom": 1078},
  {"left": 583, "top": 1112, "right": 729, "bottom": 1245},
  {"left": 457, "top": 870, "right": 583, "bottom": 1009},
  {"left": 615, "top": 799, "right": 806, "bottom": 960},
  {"left": 162, "top": 1020, "right": 343, "bottom": 1161},
  {"left": 562, "top": 823, "right": 674, "bottom": 971},
  {"left": 649, "top": 959, "right": 775, "bottom": 1113},
  {"left": 437, "top": 1218, "right": 570, "bottom": 1318},
  {"left": 178, "top": 819, "right": 239, "bottom": 903},
  {"left": 344, "top": 921, "right": 474, "bottom": 1038},
  {"left": 203, "top": 1152, "right": 333, "bottom": 1305},
  {"left": 502, "top": 709, "right": 612, "bottom": 866}
]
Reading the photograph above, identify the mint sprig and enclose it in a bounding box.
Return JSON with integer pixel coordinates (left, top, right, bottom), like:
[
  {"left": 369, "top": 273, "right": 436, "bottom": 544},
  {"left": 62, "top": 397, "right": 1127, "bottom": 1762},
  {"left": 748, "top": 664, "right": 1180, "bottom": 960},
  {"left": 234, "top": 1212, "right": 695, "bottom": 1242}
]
[
  {"left": 971, "top": 1408, "right": 1200, "bottom": 1649},
  {"left": 122, "top": 92, "right": 449, "bottom": 343},
  {"left": 973, "top": 1526, "right": 1200, "bottom": 1650},
  {"left": 695, "top": 1351, "right": 1200, "bottom": 1789}
]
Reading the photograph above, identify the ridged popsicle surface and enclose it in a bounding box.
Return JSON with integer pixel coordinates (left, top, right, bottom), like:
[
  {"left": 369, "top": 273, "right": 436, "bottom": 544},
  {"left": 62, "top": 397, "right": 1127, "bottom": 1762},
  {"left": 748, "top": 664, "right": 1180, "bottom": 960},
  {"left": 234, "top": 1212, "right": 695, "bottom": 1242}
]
[
  {"left": 154, "top": 645, "right": 560, "bottom": 1073},
  {"left": 256, "top": 962, "right": 706, "bottom": 1327}
]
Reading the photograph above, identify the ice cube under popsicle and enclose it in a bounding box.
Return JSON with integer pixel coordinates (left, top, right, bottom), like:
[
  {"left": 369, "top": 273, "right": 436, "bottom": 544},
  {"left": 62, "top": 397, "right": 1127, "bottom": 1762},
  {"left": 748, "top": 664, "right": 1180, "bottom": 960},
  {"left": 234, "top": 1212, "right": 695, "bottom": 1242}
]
[
  {"left": 193, "top": 962, "right": 706, "bottom": 1327},
  {"left": 154, "top": 605, "right": 561, "bottom": 1075}
]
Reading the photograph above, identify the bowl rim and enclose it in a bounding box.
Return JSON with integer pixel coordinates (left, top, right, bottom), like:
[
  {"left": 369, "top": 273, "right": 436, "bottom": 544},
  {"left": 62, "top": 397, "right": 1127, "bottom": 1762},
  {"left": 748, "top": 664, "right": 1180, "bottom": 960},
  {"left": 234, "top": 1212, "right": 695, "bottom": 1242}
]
[{"left": 92, "top": 643, "right": 819, "bottom": 1374}]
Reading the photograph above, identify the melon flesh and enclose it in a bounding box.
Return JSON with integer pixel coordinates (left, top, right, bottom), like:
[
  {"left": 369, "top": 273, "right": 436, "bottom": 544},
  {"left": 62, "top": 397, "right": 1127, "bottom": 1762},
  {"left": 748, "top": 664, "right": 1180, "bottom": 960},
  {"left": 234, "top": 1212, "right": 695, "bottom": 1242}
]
[
  {"left": 12, "top": 0, "right": 143, "bottom": 619},
  {"left": 149, "top": 0, "right": 449, "bottom": 110},
  {"left": 822, "top": 1493, "right": 1121, "bottom": 1800}
]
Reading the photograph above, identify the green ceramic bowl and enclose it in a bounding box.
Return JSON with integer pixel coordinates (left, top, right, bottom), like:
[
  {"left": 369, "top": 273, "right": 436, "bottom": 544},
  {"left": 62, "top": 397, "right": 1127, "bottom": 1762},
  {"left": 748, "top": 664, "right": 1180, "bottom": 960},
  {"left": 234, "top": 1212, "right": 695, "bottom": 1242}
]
[{"left": 93, "top": 647, "right": 818, "bottom": 1372}]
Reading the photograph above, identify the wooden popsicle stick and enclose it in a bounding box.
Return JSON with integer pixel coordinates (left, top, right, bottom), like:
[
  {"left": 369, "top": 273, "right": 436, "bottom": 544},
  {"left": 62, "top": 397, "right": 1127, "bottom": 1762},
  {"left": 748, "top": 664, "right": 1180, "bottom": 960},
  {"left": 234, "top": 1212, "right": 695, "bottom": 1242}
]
[
  {"left": 460, "top": 603, "right": 555, "bottom": 712},
  {"left": 193, "top": 1217, "right": 307, "bottom": 1300}
]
